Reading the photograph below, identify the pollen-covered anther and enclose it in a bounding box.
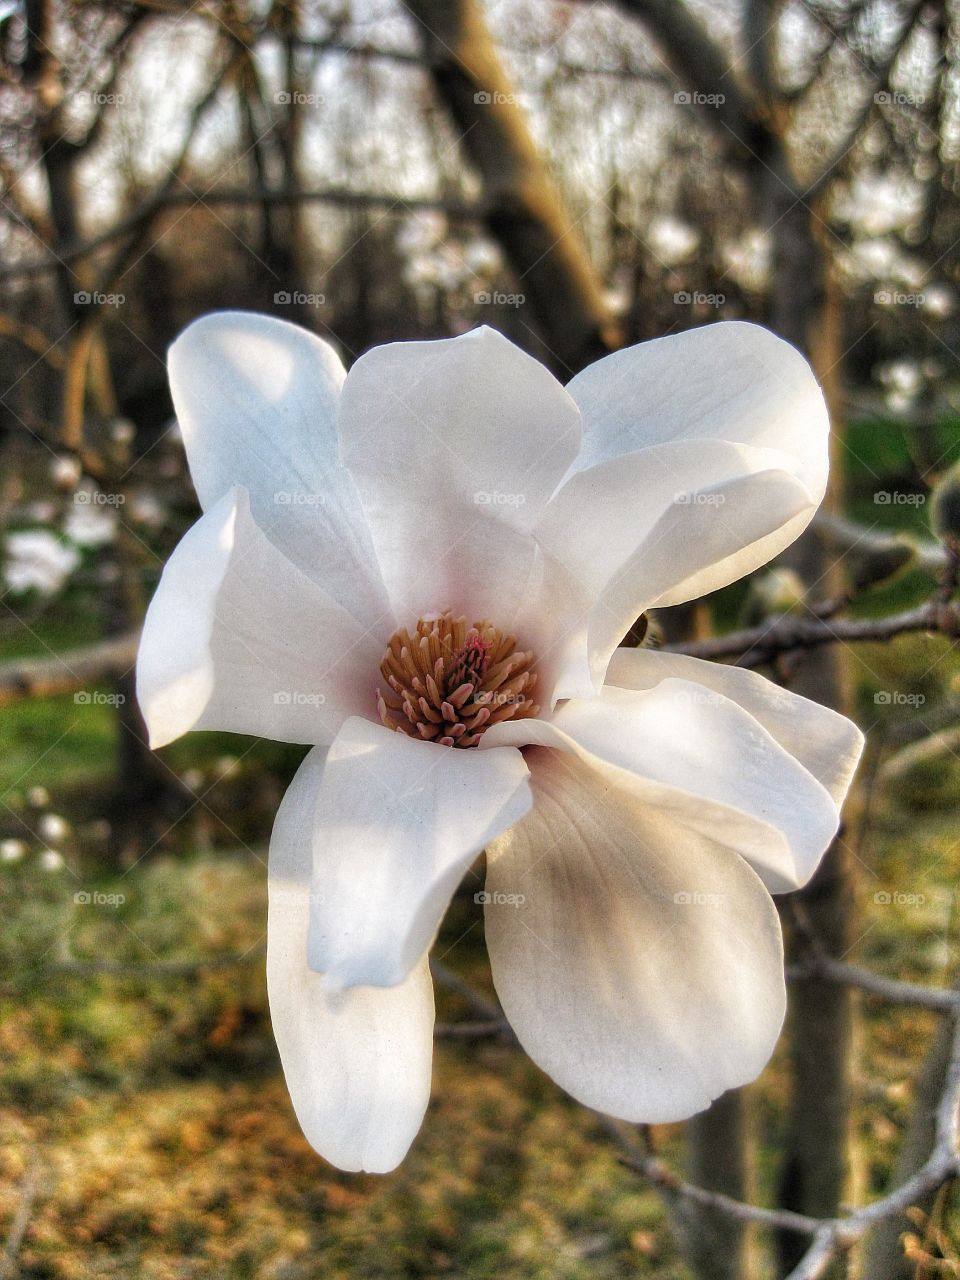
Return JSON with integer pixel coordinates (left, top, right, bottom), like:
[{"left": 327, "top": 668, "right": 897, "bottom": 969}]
[{"left": 376, "top": 611, "right": 538, "bottom": 748}]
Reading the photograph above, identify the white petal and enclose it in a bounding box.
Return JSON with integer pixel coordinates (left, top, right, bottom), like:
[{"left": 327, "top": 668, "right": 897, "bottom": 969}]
[
  {"left": 537, "top": 439, "right": 799, "bottom": 598},
  {"left": 566, "top": 321, "right": 827, "bottom": 497},
  {"left": 484, "top": 746, "right": 785, "bottom": 1122},
  {"left": 605, "top": 646, "right": 865, "bottom": 812},
  {"left": 535, "top": 442, "right": 814, "bottom": 690},
  {"left": 506, "top": 544, "right": 598, "bottom": 708},
  {"left": 305, "top": 717, "right": 531, "bottom": 988},
  {"left": 169, "top": 310, "right": 388, "bottom": 627},
  {"left": 587, "top": 469, "right": 814, "bottom": 687},
  {"left": 536, "top": 322, "right": 830, "bottom": 686},
  {"left": 268, "top": 748, "right": 434, "bottom": 1173},
  {"left": 481, "top": 716, "right": 786, "bottom": 890},
  {"left": 137, "top": 488, "right": 383, "bottom": 749},
  {"left": 338, "top": 326, "right": 581, "bottom": 623},
  {"left": 483, "top": 677, "right": 840, "bottom": 894}
]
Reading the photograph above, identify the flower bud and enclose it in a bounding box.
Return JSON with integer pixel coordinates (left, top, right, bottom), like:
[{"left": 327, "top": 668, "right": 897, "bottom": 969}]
[
  {"left": 740, "top": 567, "right": 807, "bottom": 627},
  {"left": 845, "top": 536, "right": 916, "bottom": 592}
]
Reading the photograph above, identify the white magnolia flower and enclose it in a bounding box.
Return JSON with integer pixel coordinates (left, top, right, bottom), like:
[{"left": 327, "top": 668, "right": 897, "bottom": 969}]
[
  {"left": 0, "top": 839, "right": 27, "bottom": 863},
  {"left": 64, "top": 500, "right": 117, "bottom": 548},
  {"left": 38, "top": 813, "right": 70, "bottom": 843},
  {"left": 137, "top": 313, "right": 864, "bottom": 1173},
  {"left": 648, "top": 215, "right": 700, "bottom": 265},
  {"left": 4, "top": 530, "right": 79, "bottom": 596}
]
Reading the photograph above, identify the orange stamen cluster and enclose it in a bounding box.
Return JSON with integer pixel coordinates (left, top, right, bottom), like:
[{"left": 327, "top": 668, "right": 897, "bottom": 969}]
[{"left": 377, "top": 612, "right": 539, "bottom": 748}]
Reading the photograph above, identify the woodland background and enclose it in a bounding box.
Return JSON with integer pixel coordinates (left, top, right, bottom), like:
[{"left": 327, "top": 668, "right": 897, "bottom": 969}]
[{"left": 1, "top": 1, "right": 959, "bottom": 1277}]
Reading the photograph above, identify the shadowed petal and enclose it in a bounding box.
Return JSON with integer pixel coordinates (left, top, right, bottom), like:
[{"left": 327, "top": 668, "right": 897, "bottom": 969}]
[
  {"left": 268, "top": 747, "right": 435, "bottom": 1173},
  {"left": 484, "top": 746, "right": 785, "bottom": 1122}
]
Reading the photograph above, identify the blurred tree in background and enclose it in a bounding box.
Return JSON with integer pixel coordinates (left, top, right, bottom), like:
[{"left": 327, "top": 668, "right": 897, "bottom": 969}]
[{"left": 1, "top": 2, "right": 959, "bottom": 1278}]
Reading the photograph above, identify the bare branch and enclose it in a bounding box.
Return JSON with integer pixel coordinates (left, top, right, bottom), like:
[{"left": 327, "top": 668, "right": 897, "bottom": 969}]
[
  {"left": 806, "top": 0, "right": 927, "bottom": 197},
  {"left": 616, "top": 1013, "right": 960, "bottom": 1271},
  {"left": 0, "top": 315, "right": 66, "bottom": 368},
  {"left": 604, "top": 0, "right": 769, "bottom": 159},
  {"left": 665, "top": 597, "right": 959, "bottom": 666},
  {"left": 783, "top": 1227, "right": 842, "bottom": 1280},
  {"left": 0, "top": 630, "right": 139, "bottom": 708},
  {"left": 814, "top": 511, "right": 949, "bottom": 576},
  {"left": 434, "top": 1018, "right": 512, "bottom": 1039},
  {"left": 788, "top": 955, "right": 960, "bottom": 1013},
  {"left": 0, "top": 189, "right": 482, "bottom": 283},
  {"left": 613, "top": 1134, "right": 823, "bottom": 1235},
  {"left": 878, "top": 725, "right": 960, "bottom": 786}
]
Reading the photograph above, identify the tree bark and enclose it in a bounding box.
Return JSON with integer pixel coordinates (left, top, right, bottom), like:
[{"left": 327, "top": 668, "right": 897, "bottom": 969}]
[
  {"left": 767, "top": 181, "right": 858, "bottom": 1280},
  {"left": 684, "top": 1092, "right": 754, "bottom": 1280},
  {"left": 862, "top": 1009, "right": 958, "bottom": 1279}
]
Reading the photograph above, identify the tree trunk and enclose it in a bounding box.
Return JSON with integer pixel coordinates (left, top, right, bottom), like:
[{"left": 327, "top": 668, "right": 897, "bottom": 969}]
[
  {"left": 684, "top": 1092, "right": 754, "bottom": 1280},
  {"left": 401, "top": 0, "right": 620, "bottom": 373},
  {"left": 767, "top": 175, "right": 859, "bottom": 1279},
  {"left": 862, "top": 1009, "right": 957, "bottom": 1279}
]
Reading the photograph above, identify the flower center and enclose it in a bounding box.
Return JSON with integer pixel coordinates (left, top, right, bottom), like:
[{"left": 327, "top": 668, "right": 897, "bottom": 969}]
[{"left": 376, "top": 611, "right": 539, "bottom": 748}]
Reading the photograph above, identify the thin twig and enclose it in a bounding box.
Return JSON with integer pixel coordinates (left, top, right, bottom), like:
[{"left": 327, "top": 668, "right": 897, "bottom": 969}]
[
  {"left": 612, "top": 1013, "right": 960, "bottom": 1267},
  {"left": 0, "top": 1154, "right": 39, "bottom": 1280}
]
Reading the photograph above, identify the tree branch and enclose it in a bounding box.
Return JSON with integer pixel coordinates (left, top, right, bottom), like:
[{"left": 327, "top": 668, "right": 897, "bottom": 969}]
[
  {"left": 605, "top": 0, "right": 770, "bottom": 159},
  {"left": 0, "top": 188, "right": 482, "bottom": 282},
  {"left": 614, "top": 1011, "right": 960, "bottom": 1275},
  {"left": 665, "top": 598, "right": 959, "bottom": 666},
  {"left": 788, "top": 954, "right": 960, "bottom": 1013},
  {"left": 401, "top": 0, "right": 621, "bottom": 370},
  {"left": 0, "top": 630, "right": 140, "bottom": 708}
]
